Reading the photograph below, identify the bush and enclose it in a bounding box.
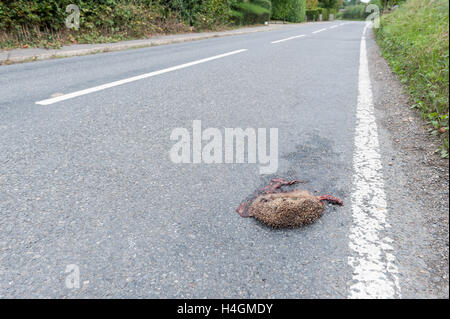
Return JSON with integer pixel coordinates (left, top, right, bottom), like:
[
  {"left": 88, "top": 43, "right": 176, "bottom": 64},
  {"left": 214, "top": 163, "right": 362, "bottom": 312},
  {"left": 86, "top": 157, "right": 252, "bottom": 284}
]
[
  {"left": 306, "top": 9, "right": 320, "bottom": 21},
  {"left": 252, "top": 0, "right": 272, "bottom": 12},
  {"left": 230, "top": 9, "right": 245, "bottom": 25},
  {"left": 192, "top": 0, "right": 233, "bottom": 29},
  {"left": 328, "top": 7, "right": 336, "bottom": 19},
  {"left": 375, "top": 0, "right": 449, "bottom": 155},
  {"left": 368, "top": 0, "right": 384, "bottom": 10},
  {"left": 319, "top": 8, "right": 336, "bottom": 21},
  {"left": 318, "top": 0, "right": 338, "bottom": 9},
  {"left": 306, "top": 0, "right": 319, "bottom": 9},
  {"left": 232, "top": 1, "right": 270, "bottom": 25},
  {"left": 341, "top": 4, "right": 367, "bottom": 20},
  {"left": 0, "top": 1, "right": 238, "bottom": 48},
  {"left": 321, "top": 8, "right": 329, "bottom": 21},
  {"left": 0, "top": 1, "right": 187, "bottom": 48},
  {"left": 272, "top": 0, "right": 306, "bottom": 22}
]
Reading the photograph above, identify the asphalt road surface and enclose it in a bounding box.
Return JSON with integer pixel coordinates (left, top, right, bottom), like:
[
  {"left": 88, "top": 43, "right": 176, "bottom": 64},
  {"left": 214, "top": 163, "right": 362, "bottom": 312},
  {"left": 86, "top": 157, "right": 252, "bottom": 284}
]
[{"left": 0, "top": 21, "right": 448, "bottom": 298}]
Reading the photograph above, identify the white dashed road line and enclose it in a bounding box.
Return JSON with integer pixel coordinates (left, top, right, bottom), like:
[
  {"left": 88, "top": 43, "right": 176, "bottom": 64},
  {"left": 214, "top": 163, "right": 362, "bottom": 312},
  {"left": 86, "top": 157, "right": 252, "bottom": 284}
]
[
  {"left": 312, "top": 28, "right": 327, "bottom": 34},
  {"left": 347, "top": 23, "right": 401, "bottom": 299},
  {"left": 271, "top": 24, "right": 343, "bottom": 44},
  {"left": 271, "top": 34, "right": 306, "bottom": 44},
  {"left": 35, "top": 49, "right": 248, "bottom": 105}
]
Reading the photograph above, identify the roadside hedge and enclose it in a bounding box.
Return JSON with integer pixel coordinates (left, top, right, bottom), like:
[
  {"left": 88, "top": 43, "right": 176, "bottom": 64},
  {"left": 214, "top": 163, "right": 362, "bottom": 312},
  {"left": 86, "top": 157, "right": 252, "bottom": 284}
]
[
  {"left": 306, "top": 7, "right": 335, "bottom": 21},
  {"left": 0, "top": 0, "right": 275, "bottom": 48},
  {"left": 271, "top": 0, "right": 306, "bottom": 22},
  {"left": 341, "top": 4, "right": 368, "bottom": 20},
  {"left": 232, "top": 1, "right": 271, "bottom": 25},
  {"left": 252, "top": 0, "right": 272, "bottom": 11},
  {"left": 306, "top": 9, "right": 320, "bottom": 21},
  {"left": 0, "top": 0, "right": 182, "bottom": 48}
]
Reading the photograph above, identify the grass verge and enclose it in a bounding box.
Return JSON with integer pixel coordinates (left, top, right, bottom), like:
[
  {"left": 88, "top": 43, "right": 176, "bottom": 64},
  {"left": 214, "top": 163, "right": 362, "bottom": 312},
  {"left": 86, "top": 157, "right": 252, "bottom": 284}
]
[{"left": 375, "top": 0, "right": 449, "bottom": 157}]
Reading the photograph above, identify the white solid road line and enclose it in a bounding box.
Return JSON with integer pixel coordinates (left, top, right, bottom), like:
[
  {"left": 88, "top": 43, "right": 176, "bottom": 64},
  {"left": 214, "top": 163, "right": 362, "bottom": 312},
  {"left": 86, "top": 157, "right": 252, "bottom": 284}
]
[
  {"left": 271, "top": 34, "right": 306, "bottom": 44},
  {"left": 329, "top": 25, "right": 338, "bottom": 29},
  {"left": 348, "top": 23, "right": 401, "bottom": 299},
  {"left": 35, "top": 49, "right": 248, "bottom": 105},
  {"left": 312, "top": 28, "right": 327, "bottom": 34}
]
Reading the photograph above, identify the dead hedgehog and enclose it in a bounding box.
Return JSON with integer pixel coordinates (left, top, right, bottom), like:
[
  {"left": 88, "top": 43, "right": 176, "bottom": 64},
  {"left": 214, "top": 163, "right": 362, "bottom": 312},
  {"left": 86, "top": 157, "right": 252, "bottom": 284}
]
[{"left": 236, "top": 178, "right": 343, "bottom": 228}]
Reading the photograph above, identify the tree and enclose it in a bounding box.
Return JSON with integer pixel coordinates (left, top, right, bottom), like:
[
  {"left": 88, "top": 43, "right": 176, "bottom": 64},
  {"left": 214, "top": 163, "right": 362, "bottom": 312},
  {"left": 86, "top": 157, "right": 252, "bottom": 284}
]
[
  {"left": 271, "top": 0, "right": 306, "bottom": 22},
  {"left": 318, "top": 0, "right": 338, "bottom": 8},
  {"left": 306, "top": 0, "right": 319, "bottom": 9}
]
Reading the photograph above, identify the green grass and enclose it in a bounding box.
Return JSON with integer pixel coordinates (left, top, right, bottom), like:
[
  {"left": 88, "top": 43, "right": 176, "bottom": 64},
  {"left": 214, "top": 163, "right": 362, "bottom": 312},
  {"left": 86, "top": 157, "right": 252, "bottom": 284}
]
[{"left": 375, "top": 0, "right": 449, "bottom": 157}]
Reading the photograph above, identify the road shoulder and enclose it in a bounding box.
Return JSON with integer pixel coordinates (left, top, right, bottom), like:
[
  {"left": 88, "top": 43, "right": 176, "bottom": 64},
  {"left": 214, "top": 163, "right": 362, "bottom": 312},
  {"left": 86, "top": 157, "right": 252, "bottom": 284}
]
[{"left": 368, "top": 28, "right": 449, "bottom": 298}]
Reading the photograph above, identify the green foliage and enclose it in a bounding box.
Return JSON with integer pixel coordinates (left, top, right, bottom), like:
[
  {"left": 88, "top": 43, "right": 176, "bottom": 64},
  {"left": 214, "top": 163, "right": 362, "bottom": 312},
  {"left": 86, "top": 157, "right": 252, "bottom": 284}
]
[
  {"left": 306, "top": 6, "right": 335, "bottom": 21},
  {"left": 158, "top": 0, "right": 231, "bottom": 27},
  {"left": 0, "top": 0, "right": 277, "bottom": 41},
  {"left": 321, "top": 7, "right": 330, "bottom": 20},
  {"left": 318, "top": 0, "right": 338, "bottom": 9},
  {"left": 369, "top": 0, "right": 384, "bottom": 10},
  {"left": 230, "top": 9, "right": 245, "bottom": 24},
  {"left": 252, "top": 0, "right": 272, "bottom": 11},
  {"left": 375, "top": 0, "right": 449, "bottom": 155},
  {"left": 230, "top": 0, "right": 271, "bottom": 25},
  {"left": 0, "top": 1, "right": 194, "bottom": 48},
  {"left": 338, "top": 0, "right": 383, "bottom": 20},
  {"left": 234, "top": 1, "right": 270, "bottom": 24},
  {"left": 271, "top": 0, "right": 306, "bottom": 22},
  {"left": 0, "top": 1, "right": 245, "bottom": 48},
  {"left": 306, "top": 0, "right": 319, "bottom": 9},
  {"left": 341, "top": 4, "right": 367, "bottom": 19},
  {"left": 191, "top": 0, "right": 233, "bottom": 29},
  {"left": 342, "top": 0, "right": 363, "bottom": 5},
  {"left": 306, "top": 9, "right": 320, "bottom": 20}
]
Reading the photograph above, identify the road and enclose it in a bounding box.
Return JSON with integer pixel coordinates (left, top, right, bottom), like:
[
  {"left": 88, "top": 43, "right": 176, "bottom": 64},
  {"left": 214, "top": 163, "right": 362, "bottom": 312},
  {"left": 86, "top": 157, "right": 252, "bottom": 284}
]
[{"left": 0, "top": 21, "right": 448, "bottom": 298}]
